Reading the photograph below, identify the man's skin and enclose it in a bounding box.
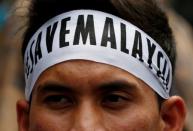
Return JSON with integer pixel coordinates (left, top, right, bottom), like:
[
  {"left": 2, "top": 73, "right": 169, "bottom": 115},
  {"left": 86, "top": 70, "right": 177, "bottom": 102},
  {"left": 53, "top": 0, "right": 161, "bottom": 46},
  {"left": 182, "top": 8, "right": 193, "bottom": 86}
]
[{"left": 17, "top": 60, "right": 186, "bottom": 131}]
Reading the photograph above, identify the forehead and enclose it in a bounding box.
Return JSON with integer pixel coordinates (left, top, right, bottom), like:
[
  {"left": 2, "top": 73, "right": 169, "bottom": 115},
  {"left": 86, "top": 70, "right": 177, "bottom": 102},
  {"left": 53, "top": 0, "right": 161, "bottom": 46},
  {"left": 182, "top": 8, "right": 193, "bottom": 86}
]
[{"left": 35, "top": 60, "right": 142, "bottom": 85}]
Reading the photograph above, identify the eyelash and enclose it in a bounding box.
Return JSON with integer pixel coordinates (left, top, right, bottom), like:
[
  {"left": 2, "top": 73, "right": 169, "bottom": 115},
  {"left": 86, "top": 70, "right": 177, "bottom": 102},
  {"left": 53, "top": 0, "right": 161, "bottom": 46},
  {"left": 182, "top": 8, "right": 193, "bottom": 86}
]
[
  {"left": 103, "top": 93, "right": 128, "bottom": 101},
  {"left": 44, "top": 95, "right": 74, "bottom": 109},
  {"left": 101, "top": 92, "right": 131, "bottom": 109}
]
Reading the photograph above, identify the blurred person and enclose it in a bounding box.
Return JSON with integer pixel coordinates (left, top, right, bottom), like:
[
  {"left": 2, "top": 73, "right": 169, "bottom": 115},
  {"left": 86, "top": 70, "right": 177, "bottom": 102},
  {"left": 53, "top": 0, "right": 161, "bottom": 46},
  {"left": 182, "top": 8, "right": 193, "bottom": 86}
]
[
  {"left": 16, "top": 0, "right": 186, "bottom": 131},
  {"left": 0, "top": 0, "right": 29, "bottom": 131},
  {"left": 160, "top": 0, "right": 193, "bottom": 130},
  {"left": 0, "top": 0, "right": 8, "bottom": 30},
  {"left": 171, "top": 0, "right": 193, "bottom": 28}
]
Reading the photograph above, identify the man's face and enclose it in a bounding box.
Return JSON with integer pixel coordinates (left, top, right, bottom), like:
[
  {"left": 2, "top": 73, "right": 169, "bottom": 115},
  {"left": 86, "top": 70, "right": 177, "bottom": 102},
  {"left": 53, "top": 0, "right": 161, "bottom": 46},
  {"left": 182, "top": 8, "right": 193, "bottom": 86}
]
[{"left": 24, "top": 60, "right": 164, "bottom": 131}]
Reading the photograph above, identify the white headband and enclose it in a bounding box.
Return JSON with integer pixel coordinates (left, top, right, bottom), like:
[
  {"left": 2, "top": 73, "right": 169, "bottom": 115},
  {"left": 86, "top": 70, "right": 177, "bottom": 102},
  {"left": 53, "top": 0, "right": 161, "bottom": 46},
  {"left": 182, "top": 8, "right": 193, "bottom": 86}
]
[{"left": 24, "top": 10, "right": 172, "bottom": 100}]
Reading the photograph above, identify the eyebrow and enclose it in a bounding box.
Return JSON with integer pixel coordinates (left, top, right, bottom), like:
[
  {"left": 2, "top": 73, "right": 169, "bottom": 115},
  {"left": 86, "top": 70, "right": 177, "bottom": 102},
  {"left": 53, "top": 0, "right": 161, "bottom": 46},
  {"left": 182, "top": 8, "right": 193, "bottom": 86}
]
[
  {"left": 36, "top": 79, "right": 140, "bottom": 97},
  {"left": 96, "top": 80, "right": 139, "bottom": 93},
  {"left": 37, "top": 82, "right": 77, "bottom": 96}
]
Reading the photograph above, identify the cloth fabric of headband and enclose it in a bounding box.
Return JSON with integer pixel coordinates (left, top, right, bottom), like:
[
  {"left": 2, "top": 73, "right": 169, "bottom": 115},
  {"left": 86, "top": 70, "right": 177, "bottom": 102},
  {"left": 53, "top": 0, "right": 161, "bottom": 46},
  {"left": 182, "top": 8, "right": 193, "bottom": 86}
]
[{"left": 24, "top": 10, "right": 172, "bottom": 100}]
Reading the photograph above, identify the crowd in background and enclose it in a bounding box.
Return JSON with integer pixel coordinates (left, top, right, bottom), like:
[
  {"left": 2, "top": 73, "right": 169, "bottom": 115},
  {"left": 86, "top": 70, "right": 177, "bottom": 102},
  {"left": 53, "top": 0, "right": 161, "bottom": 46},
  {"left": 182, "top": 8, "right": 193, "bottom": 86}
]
[{"left": 0, "top": 0, "right": 193, "bottom": 131}]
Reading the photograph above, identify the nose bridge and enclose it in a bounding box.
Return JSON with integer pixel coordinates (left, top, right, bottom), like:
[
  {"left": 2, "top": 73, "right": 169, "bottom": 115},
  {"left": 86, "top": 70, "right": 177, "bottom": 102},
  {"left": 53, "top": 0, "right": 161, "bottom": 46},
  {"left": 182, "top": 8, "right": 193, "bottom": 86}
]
[{"left": 72, "top": 99, "right": 108, "bottom": 131}]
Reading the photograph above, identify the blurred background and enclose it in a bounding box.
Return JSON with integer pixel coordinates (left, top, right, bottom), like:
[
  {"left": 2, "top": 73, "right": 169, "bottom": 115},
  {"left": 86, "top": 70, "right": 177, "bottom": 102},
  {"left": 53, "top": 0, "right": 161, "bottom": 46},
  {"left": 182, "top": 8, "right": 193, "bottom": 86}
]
[{"left": 0, "top": 0, "right": 192, "bottom": 131}]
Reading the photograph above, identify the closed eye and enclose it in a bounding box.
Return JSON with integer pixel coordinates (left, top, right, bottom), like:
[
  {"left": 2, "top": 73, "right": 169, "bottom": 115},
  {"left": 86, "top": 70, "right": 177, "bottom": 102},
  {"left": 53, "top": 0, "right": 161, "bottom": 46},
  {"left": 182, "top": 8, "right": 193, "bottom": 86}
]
[
  {"left": 43, "top": 94, "right": 74, "bottom": 109},
  {"left": 101, "top": 91, "right": 131, "bottom": 110}
]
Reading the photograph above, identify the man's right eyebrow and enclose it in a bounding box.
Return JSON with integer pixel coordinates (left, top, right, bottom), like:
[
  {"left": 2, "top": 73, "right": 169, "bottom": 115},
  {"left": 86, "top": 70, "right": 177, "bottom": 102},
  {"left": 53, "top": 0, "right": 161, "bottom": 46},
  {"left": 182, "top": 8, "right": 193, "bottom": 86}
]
[{"left": 37, "top": 82, "right": 75, "bottom": 94}]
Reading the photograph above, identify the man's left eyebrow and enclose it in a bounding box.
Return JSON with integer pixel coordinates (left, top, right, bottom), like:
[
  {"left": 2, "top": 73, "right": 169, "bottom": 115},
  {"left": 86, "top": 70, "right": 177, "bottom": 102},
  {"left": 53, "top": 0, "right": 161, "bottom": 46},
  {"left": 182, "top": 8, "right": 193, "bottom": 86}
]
[{"left": 97, "top": 79, "right": 140, "bottom": 92}]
